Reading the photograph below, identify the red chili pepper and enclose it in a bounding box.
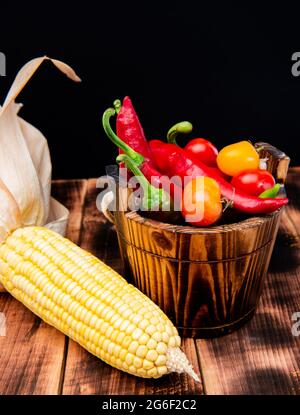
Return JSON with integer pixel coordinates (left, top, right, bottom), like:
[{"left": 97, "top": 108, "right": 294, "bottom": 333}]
[
  {"left": 103, "top": 108, "right": 182, "bottom": 204},
  {"left": 115, "top": 97, "right": 152, "bottom": 159},
  {"left": 113, "top": 97, "right": 162, "bottom": 183},
  {"left": 149, "top": 141, "right": 288, "bottom": 214}
]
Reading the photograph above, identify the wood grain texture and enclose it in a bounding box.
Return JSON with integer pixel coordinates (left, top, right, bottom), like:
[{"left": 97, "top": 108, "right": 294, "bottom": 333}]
[
  {"left": 255, "top": 142, "right": 290, "bottom": 183},
  {"left": 195, "top": 172, "right": 300, "bottom": 395},
  {"left": 63, "top": 338, "right": 202, "bottom": 395},
  {"left": 116, "top": 212, "right": 282, "bottom": 337},
  {"left": 1, "top": 170, "right": 299, "bottom": 395},
  {"left": 0, "top": 295, "right": 66, "bottom": 395},
  {"left": 62, "top": 179, "right": 203, "bottom": 395},
  {"left": 0, "top": 179, "right": 87, "bottom": 394},
  {"left": 51, "top": 179, "right": 87, "bottom": 244}
]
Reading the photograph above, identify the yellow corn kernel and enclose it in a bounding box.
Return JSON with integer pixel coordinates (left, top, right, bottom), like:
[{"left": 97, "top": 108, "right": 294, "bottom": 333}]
[
  {"left": 146, "top": 350, "right": 158, "bottom": 362},
  {"left": 129, "top": 365, "right": 137, "bottom": 374},
  {"left": 125, "top": 353, "right": 134, "bottom": 366},
  {"left": 125, "top": 323, "right": 136, "bottom": 336},
  {"left": 156, "top": 342, "right": 168, "bottom": 355},
  {"left": 128, "top": 341, "right": 139, "bottom": 354},
  {"left": 162, "top": 332, "right": 170, "bottom": 344},
  {"left": 138, "top": 333, "right": 150, "bottom": 345},
  {"left": 147, "top": 368, "right": 158, "bottom": 378},
  {"left": 152, "top": 332, "right": 162, "bottom": 342},
  {"left": 122, "top": 336, "right": 132, "bottom": 349},
  {"left": 157, "top": 366, "right": 168, "bottom": 376},
  {"left": 113, "top": 344, "right": 121, "bottom": 358},
  {"left": 138, "top": 319, "right": 150, "bottom": 330},
  {"left": 136, "top": 345, "right": 148, "bottom": 359},
  {"left": 131, "top": 328, "right": 143, "bottom": 340},
  {"left": 137, "top": 368, "right": 147, "bottom": 377},
  {"left": 155, "top": 355, "right": 167, "bottom": 367},
  {"left": 143, "top": 359, "right": 154, "bottom": 370},
  {"left": 168, "top": 336, "right": 177, "bottom": 347},
  {"left": 174, "top": 335, "right": 181, "bottom": 347},
  {"left": 145, "top": 325, "right": 157, "bottom": 336},
  {"left": 107, "top": 342, "right": 115, "bottom": 356},
  {"left": 133, "top": 357, "right": 143, "bottom": 369},
  {"left": 119, "top": 349, "right": 127, "bottom": 361},
  {"left": 147, "top": 338, "right": 157, "bottom": 350}
]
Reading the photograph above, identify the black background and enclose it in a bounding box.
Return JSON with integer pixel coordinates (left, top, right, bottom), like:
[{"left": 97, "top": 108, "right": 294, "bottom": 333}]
[{"left": 0, "top": 1, "right": 299, "bottom": 179}]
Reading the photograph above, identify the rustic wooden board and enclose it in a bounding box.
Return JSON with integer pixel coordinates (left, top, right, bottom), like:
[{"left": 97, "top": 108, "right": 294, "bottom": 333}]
[
  {"left": 1, "top": 171, "right": 300, "bottom": 395},
  {"left": 62, "top": 179, "right": 203, "bottom": 395},
  {"left": 196, "top": 169, "right": 300, "bottom": 395},
  {"left": 0, "top": 179, "right": 87, "bottom": 394},
  {"left": 51, "top": 179, "right": 88, "bottom": 245}
]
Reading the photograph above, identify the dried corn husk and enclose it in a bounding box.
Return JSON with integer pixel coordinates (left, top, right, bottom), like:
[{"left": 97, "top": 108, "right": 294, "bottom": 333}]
[{"left": 0, "top": 56, "right": 80, "bottom": 291}]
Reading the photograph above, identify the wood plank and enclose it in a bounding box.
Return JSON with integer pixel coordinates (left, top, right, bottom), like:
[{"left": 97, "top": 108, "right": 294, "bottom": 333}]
[
  {"left": 0, "top": 179, "right": 87, "bottom": 394},
  {"left": 63, "top": 337, "right": 201, "bottom": 395},
  {"left": 0, "top": 296, "right": 66, "bottom": 395},
  {"left": 196, "top": 171, "right": 300, "bottom": 395},
  {"left": 62, "top": 179, "right": 203, "bottom": 395},
  {"left": 51, "top": 179, "right": 88, "bottom": 244},
  {"left": 283, "top": 169, "right": 300, "bottom": 230},
  {"left": 2, "top": 168, "right": 298, "bottom": 395},
  {"left": 289, "top": 166, "right": 300, "bottom": 174}
]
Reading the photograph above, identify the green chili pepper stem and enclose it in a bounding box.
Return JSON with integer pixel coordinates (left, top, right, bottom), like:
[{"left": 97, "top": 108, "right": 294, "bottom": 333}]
[
  {"left": 167, "top": 121, "right": 193, "bottom": 145},
  {"left": 102, "top": 108, "right": 144, "bottom": 165},
  {"left": 116, "top": 154, "right": 151, "bottom": 195},
  {"left": 259, "top": 183, "right": 281, "bottom": 199},
  {"left": 113, "top": 99, "right": 122, "bottom": 114},
  {"left": 116, "top": 154, "right": 170, "bottom": 211}
]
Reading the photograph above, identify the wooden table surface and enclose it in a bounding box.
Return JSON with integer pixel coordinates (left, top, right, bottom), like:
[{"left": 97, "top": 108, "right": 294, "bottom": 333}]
[{"left": 0, "top": 169, "right": 299, "bottom": 395}]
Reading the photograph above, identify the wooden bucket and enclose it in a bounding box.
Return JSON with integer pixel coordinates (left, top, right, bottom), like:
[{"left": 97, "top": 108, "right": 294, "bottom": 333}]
[{"left": 105, "top": 143, "right": 290, "bottom": 338}]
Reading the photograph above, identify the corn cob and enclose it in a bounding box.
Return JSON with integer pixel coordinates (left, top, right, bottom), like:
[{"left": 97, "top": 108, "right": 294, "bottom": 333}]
[{"left": 0, "top": 226, "right": 199, "bottom": 381}]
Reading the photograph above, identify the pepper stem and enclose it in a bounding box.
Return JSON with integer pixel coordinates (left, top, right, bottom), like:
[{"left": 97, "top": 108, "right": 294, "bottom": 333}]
[
  {"left": 102, "top": 107, "right": 144, "bottom": 166},
  {"left": 116, "top": 154, "right": 170, "bottom": 211},
  {"left": 167, "top": 121, "right": 193, "bottom": 145},
  {"left": 259, "top": 183, "right": 281, "bottom": 199},
  {"left": 113, "top": 99, "right": 122, "bottom": 114}
]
